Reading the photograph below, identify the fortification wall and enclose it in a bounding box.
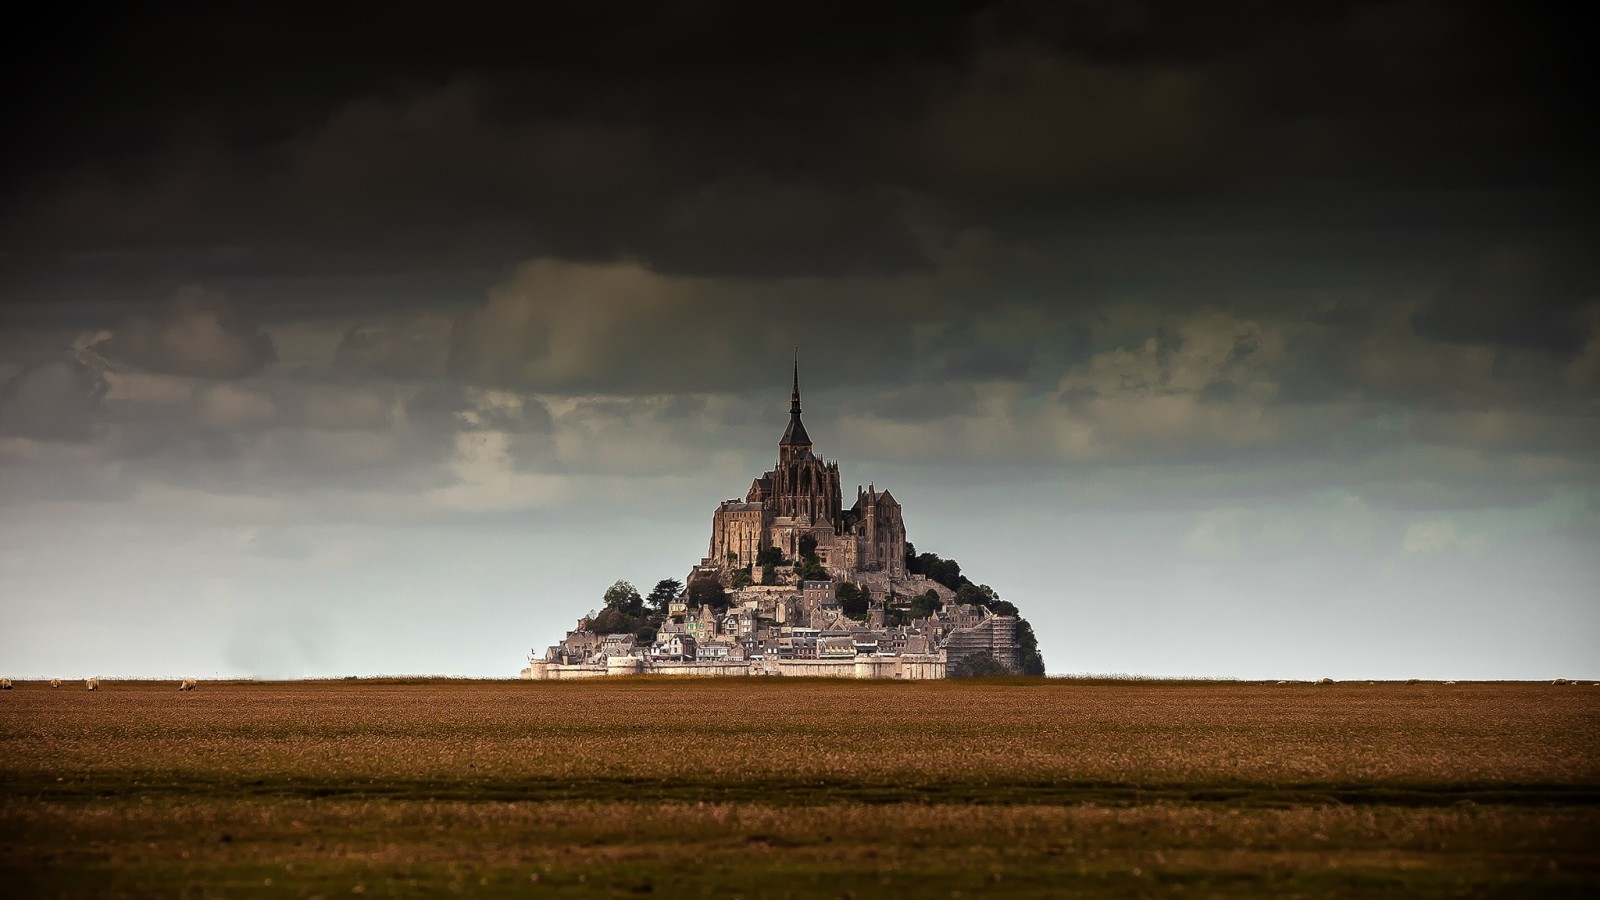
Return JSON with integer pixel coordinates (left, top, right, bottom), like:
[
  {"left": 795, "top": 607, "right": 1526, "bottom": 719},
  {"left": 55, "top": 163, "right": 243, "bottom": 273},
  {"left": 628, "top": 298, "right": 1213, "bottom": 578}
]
[
  {"left": 523, "top": 653, "right": 946, "bottom": 680},
  {"left": 520, "top": 661, "right": 608, "bottom": 680},
  {"left": 524, "top": 646, "right": 940, "bottom": 675},
  {"left": 647, "top": 660, "right": 755, "bottom": 677}
]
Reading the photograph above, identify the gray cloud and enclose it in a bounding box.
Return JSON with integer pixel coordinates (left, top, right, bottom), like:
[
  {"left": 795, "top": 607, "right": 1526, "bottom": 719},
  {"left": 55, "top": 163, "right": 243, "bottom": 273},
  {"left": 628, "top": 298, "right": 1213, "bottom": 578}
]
[
  {"left": 90, "top": 287, "right": 277, "bottom": 379},
  {"left": 445, "top": 258, "right": 934, "bottom": 394},
  {"left": 334, "top": 316, "right": 453, "bottom": 380},
  {"left": 906, "top": 44, "right": 1237, "bottom": 197},
  {"left": 4, "top": 2, "right": 1587, "bottom": 301},
  {"left": 0, "top": 357, "right": 107, "bottom": 441},
  {"left": 1412, "top": 244, "right": 1597, "bottom": 354}
]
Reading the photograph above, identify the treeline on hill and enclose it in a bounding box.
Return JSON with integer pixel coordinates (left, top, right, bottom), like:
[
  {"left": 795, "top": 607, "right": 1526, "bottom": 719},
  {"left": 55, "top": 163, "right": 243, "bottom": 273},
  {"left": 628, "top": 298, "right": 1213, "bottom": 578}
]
[
  {"left": 585, "top": 541, "right": 1044, "bottom": 676},
  {"left": 903, "top": 543, "right": 1046, "bottom": 676}
]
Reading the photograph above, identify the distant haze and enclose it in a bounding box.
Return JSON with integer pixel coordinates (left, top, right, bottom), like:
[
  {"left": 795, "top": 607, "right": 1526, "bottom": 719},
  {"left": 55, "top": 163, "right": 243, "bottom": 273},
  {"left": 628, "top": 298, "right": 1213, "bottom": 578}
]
[{"left": 0, "top": 2, "right": 1595, "bottom": 679}]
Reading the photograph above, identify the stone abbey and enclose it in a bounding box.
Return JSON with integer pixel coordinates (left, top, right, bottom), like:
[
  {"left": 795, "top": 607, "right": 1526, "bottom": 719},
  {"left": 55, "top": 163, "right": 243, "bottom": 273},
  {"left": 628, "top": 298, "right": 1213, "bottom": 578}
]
[
  {"left": 523, "top": 358, "right": 1034, "bottom": 680},
  {"left": 701, "top": 358, "right": 907, "bottom": 581}
]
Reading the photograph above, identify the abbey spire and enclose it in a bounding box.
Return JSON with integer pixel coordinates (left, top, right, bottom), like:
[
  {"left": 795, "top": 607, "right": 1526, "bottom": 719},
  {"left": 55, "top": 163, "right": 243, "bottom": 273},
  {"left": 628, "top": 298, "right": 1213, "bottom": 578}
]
[
  {"left": 704, "top": 357, "right": 904, "bottom": 578},
  {"left": 779, "top": 349, "right": 811, "bottom": 448}
]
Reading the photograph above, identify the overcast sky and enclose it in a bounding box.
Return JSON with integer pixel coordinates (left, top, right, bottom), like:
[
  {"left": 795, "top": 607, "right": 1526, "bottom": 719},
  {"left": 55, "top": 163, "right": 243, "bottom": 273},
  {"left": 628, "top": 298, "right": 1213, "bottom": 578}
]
[{"left": 1, "top": 1, "right": 1595, "bottom": 679}]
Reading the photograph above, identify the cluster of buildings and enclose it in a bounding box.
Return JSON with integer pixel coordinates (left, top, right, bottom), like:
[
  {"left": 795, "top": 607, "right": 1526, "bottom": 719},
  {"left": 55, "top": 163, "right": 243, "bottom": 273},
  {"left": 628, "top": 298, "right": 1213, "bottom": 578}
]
[
  {"left": 522, "top": 361, "right": 1023, "bottom": 680},
  {"left": 524, "top": 584, "right": 1021, "bottom": 680}
]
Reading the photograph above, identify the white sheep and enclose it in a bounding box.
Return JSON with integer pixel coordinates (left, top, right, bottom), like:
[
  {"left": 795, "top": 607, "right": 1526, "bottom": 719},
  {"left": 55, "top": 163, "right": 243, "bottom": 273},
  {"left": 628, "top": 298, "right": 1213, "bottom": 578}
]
[
  {"left": 1, "top": 677, "right": 12, "bottom": 691},
  {"left": 1552, "top": 678, "right": 1571, "bottom": 685},
  {"left": 178, "top": 678, "right": 197, "bottom": 691},
  {"left": 85, "top": 677, "right": 99, "bottom": 691},
  {"left": 50, "top": 678, "right": 61, "bottom": 689},
  {"left": 1442, "top": 680, "right": 1456, "bottom": 685},
  {"left": 1316, "top": 677, "right": 1335, "bottom": 685}
]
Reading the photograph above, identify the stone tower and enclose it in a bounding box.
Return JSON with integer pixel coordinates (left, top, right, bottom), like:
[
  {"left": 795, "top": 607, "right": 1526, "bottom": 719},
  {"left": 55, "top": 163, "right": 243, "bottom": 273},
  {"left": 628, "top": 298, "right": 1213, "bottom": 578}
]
[
  {"left": 770, "top": 353, "right": 842, "bottom": 528},
  {"left": 702, "top": 355, "right": 906, "bottom": 579}
]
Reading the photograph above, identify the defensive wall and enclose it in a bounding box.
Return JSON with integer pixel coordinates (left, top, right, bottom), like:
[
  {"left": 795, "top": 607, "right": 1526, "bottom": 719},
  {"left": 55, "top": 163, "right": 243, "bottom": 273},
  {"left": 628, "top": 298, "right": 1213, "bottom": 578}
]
[{"left": 521, "top": 653, "right": 946, "bottom": 680}]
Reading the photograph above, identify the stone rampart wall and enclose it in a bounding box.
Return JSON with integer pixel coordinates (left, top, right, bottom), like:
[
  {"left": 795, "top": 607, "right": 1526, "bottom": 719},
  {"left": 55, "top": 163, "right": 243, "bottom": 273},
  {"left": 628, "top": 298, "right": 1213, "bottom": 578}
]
[{"left": 522, "top": 654, "right": 945, "bottom": 680}]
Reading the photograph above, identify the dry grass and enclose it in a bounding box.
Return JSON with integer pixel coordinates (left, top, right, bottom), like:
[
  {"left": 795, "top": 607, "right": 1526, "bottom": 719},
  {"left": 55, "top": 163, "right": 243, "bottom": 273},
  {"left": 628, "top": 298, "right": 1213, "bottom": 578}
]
[{"left": 2, "top": 679, "right": 1598, "bottom": 897}]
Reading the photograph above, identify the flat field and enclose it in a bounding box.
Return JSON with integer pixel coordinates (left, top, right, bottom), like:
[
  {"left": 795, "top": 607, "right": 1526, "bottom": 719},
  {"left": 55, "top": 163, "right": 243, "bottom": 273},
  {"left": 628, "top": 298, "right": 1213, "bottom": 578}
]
[{"left": 2, "top": 679, "right": 1597, "bottom": 898}]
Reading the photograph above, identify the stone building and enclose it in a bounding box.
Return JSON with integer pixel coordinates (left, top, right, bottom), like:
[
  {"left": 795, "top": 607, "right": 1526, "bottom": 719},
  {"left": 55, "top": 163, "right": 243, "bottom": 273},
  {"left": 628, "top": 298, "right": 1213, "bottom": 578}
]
[
  {"left": 705, "top": 360, "right": 907, "bottom": 580},
  {"left": 943, "top": 613, "right": 1020, "bottom": 671}
]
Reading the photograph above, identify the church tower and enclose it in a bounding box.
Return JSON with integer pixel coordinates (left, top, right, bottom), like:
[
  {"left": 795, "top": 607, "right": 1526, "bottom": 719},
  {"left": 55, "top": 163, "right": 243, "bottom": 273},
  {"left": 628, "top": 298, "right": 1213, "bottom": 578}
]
[
  {"left": 778, "top": 353, "right": 811, "bottom": 464},
  {"left": 704, "top": 354, "right": 908, "bottom": 580},
  {"left": 770, "top": 352, "right": 842, "bottom": 529}
]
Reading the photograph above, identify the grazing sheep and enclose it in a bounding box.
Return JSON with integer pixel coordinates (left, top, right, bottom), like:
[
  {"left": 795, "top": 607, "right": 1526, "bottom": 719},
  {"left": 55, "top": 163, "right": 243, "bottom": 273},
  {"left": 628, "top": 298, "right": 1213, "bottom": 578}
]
[
  {"left": 1442, "top": 680, "right": 1456, "bottom": 685},
  {"left": 1316, "top": 677, "right": 1335, "bottom": 685},
  {"left": 178, "top": 678, "right": 197, "bottom": 691},
  {"left": 1552, "top": 678, "right": 1571, "bottom": 685},
  {"left": 1274, "top": 680, "right": 1288, "bottom": 685},
  {"left": 1405, "top": 678, "right": 1421, "bottom": 684},
  {"left": 1, "top": 677, "right": 12, "bottom": 691},
  {"left": 85, "top": 677, "right": 99, "bottom": 691},
  {"left": 50, "top": 678, "right": 61, "bottom": 688}
]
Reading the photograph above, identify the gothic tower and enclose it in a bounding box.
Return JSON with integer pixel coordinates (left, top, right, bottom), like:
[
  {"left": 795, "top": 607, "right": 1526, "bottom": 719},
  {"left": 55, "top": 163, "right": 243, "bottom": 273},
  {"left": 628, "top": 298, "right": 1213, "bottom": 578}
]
[{"left": 770, "top": 353, "right": 842, "bottom": 530}]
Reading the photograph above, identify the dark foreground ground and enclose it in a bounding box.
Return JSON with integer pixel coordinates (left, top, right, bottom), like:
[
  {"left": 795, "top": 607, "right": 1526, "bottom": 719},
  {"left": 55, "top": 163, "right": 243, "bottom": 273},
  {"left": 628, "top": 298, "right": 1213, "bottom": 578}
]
[{"left": 2, "top": 678, "right": 1597, "bottom": 898}]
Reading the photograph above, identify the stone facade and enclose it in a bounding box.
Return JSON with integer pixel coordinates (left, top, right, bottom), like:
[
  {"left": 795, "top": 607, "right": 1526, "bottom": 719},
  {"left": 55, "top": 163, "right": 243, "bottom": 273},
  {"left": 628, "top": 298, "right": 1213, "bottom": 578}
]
[
  {"left": 944, "top": 614, "right": 1021, "bottom": 672},
  {"left": 704, "top": 360, "right": 906, "bottom": 580}
]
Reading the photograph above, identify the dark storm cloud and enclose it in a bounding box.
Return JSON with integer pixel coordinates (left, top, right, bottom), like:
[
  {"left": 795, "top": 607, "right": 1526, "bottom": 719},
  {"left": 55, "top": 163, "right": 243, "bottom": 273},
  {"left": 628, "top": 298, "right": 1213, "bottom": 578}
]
[
  {"left": 1412, "top": 243, "right": 1598, "bottom": 354},
  {"left": 0, "top": 356, "right": 107, "bottom": 441},
  {"left": 334, "top": 317, "right": 453, "bottom": 380},
  {"left": 3, "top": 0, "right": 1589, "bottom": 305},
  {"left": 442, "top": 258, "right": 939, "bottom": 394},
  {"left": 0, "top": 0, "right": 1592, "bottom": 492},
  {"left": 89, "top": 287, "right": 278, "bottom": 379}
]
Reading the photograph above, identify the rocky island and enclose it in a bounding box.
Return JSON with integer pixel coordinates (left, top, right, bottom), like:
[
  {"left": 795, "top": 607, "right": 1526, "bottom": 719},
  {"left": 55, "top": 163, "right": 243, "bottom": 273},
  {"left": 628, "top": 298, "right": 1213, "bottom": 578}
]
[{"left": 523, "top": 360, "right": 1044, "bottom": 679}]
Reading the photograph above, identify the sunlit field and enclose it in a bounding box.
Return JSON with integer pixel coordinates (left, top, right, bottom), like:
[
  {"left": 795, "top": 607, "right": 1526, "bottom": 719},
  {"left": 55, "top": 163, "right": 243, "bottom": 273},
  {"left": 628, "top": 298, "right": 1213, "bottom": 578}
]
[{"left": 3, "top": 679, "right": 1597, "bottom": 897}]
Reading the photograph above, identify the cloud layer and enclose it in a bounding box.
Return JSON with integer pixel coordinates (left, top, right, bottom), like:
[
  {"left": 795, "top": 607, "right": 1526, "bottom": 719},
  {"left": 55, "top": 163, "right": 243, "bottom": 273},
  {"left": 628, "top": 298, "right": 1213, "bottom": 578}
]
[{"left": 0, "top": 1, "right": 1594, "bottom": 678}]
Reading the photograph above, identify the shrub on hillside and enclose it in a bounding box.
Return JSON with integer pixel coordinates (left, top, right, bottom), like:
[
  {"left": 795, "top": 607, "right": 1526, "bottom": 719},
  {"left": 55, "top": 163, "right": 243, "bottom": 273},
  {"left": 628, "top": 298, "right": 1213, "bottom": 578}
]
[{"left": 950, "top": 651, "right": 1007, "bottom": 678}]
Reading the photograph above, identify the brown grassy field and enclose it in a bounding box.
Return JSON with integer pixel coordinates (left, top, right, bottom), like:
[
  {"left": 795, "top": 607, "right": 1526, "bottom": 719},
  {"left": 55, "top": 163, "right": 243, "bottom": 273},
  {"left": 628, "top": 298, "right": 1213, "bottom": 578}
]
[{"left": 2, "top": 678, "right": 1597, "bottom": 897}]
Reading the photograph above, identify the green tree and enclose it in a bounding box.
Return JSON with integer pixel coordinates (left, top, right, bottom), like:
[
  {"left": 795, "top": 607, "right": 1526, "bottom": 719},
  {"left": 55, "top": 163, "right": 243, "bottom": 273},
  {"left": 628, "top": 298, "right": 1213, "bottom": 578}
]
[
  {"left": 687, "top": 575, "right": 729, "bottom": 611},
  {"left": 760, "top": 563, "right": 778, "bottom": 585},
  {"left": 909, "top": 590, "right": 942, "bottom": 619},
  {"left": 795, "top": 557, "right": 828, "bottom": 582},
  {"left": 798, "top": 533, "right": 818, "bottom": 559},
  {"left": 731, "top": 567, "right": 754, "bottom": 589},
  {"left": 950, "top": 651, "right": 1007, "bottom": 678},
  {"left": 910, "top": 551, "right": 964, "bottom": 591},
  {"left": 928, "top": 557, "right": 963, "bottom": 591},
  {"left": 646, "top": 579, "right": 683, "bottom": 615},
  {"left": 603, "top": 580, "right": 644, "bottom": 617},
  {"left": 634, "top": 625, "right": 658, "bottom": 645},
  {"left": 955, "top": 583, "right": 1016, "bottom": 616},
  {"left": 591, "top": 607, "right": 635, "bottom": 635},
  {"left": 1015, "top": 619, "right": 1045, "bottom": 676},
  {"left": 756, "top": 546, "right": 786, "bottom": 567},
  {"left": 954, "top": 584, "right": 988, "bottom": 608},
  {"left": 835, "top": 582, "right": 868, "bottom": 620}
]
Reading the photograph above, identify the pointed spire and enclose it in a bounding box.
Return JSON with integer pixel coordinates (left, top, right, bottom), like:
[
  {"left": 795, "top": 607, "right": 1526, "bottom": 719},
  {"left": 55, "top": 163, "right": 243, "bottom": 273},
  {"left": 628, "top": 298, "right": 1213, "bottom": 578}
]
[{"left": 780, "top": 348, "right": 811, "bottom": 447}]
